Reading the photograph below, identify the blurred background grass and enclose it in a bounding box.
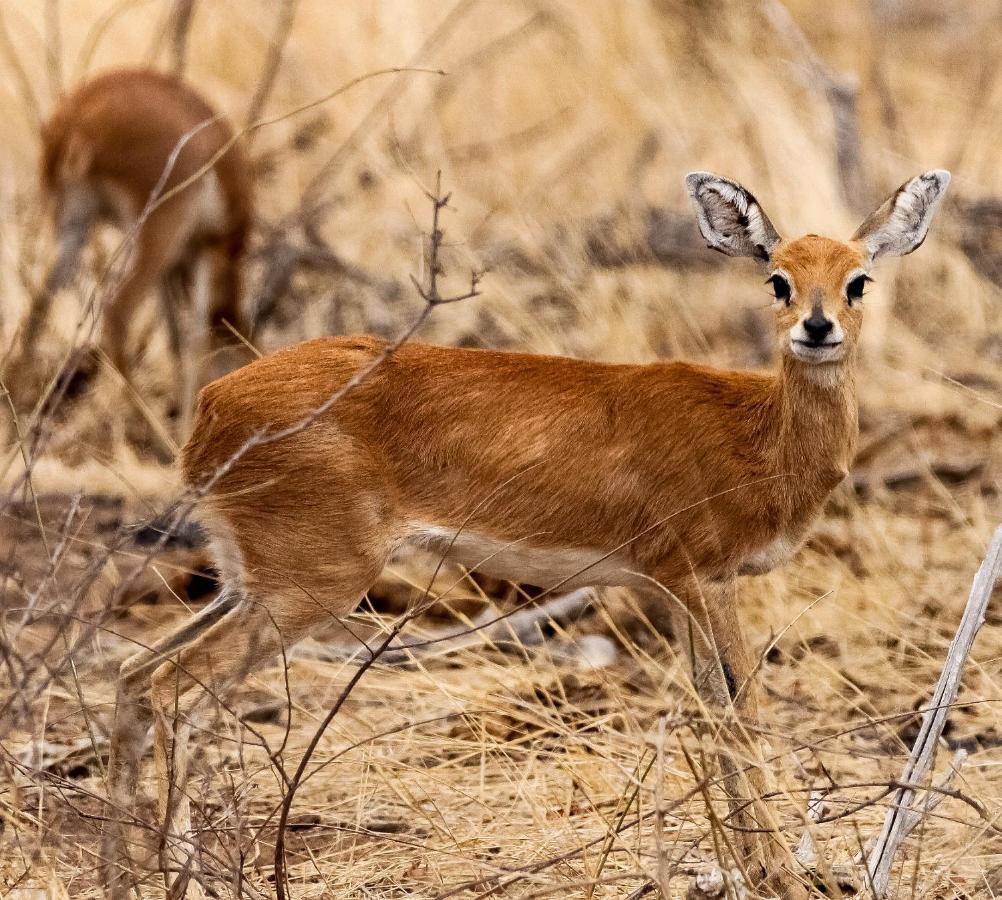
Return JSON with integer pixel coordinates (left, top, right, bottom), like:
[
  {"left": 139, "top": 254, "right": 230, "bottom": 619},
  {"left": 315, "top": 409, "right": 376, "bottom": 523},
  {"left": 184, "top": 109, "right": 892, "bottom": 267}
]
[{"left": 1, "top": 1, "right": 1000, "bottom": 483}]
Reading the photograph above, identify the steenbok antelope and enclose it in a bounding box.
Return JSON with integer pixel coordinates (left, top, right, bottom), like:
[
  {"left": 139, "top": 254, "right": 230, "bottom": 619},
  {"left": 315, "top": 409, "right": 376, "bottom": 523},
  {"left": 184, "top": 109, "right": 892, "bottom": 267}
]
[
  {"left": 31, "top": 67, "right": 252, "bottom": 435},
  {"left": 102, "top": 170, "right": 949, "bottom": 899}
]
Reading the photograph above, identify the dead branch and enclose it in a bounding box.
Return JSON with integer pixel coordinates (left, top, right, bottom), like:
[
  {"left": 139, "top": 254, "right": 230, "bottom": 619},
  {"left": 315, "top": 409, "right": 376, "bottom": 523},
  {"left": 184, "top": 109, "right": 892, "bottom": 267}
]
[
  {"left": 409, "top": 173, "right": 483, "bottom": 306},
  {"left": 864, "top": 526, "right": 1002, "bottom": 897},
  {"left": 168, "top": 0, "right": 196, "bottom": 75},
  {"left": 243, "top": 0, "right": 298, "bottom": 131},
  {"left": 760, "top": 0, "right": 869, "bottom": 213}
]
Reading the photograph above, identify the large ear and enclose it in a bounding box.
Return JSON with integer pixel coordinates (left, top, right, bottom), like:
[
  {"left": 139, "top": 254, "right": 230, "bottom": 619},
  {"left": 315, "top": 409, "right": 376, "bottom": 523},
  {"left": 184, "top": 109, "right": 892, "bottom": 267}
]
[
  {"left": 851, "top": 170, "right": 950, "bottom": 260},
  {"left": 686, "top": 172, "right": 781, "bottom": 261}
]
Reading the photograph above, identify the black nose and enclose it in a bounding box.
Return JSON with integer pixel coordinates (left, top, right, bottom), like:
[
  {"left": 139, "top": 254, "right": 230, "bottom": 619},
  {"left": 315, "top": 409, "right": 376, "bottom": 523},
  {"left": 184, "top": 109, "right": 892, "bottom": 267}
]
[{"left": 803, "top": 315, "right": 834, "bottom": 343}]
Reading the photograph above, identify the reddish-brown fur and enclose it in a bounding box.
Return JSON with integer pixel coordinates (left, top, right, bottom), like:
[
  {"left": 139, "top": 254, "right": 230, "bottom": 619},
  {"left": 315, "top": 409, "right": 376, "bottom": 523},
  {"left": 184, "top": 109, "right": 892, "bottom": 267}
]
[
  {"left": 35, "top": 68, "right": 252, "bottom": 428},
  {"left": 184, "top": 328, "right": 856, "bottom": 594},
  {"left": 102, "top": 172, "right": 948, "bottom": 900}
]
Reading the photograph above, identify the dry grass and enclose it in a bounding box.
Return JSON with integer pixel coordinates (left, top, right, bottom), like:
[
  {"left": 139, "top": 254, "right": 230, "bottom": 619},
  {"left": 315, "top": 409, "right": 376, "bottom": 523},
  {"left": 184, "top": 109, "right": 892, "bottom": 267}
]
[{"left": 2, "top": 0, "right": 1002, "bottom": 897}]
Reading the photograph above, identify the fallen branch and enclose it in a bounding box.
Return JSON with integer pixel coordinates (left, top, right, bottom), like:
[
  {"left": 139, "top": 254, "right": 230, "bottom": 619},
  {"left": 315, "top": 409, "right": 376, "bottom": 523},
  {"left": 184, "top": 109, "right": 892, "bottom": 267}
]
[
  {"left": 310, "top": 587, "right": 602, "bottom": 666},
  {"left": 851, "top": 458, "right": 985, "bottom": 495},
  {"left": 864, "top": 526, "right": 1002, "bottom": 897}
]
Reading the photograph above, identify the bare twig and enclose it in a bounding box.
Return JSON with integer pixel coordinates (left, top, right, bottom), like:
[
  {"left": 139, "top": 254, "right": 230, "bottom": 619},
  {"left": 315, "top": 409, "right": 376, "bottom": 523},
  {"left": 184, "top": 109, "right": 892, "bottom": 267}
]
[{"left": 409, "top": 172, "right": 483, "bottom": 306}]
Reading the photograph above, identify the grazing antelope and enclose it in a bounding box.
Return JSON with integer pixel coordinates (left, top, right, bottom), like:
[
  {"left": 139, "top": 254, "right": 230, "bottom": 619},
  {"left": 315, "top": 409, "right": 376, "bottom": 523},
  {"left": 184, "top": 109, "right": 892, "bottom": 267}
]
[
  {"left": 31, "top": 67, "right": 252, "bottom": 435},
  {"left": 102, "top": 170, "right": 949, "bottom": 899}
]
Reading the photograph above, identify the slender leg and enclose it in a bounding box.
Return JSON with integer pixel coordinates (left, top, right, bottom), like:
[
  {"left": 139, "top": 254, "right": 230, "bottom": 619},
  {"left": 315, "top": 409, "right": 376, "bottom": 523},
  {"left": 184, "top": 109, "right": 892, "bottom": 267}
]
[
  {"left": 158, "top": 272, "right": 186, "bottom": 371},
  {"left": 664, "top": 576, "right": 807, "bottom": 899},
  {"left": 100, "top": 194, "right": 197, "bottom": 387},
  {"left": 206, "top": 238, "right": 246, "bottom": 344},
  {"left": 21, "top": 183, "right": 101, "bottom": 352},
  {"left": 102, "top": 588, "right": 241, "bottom": 900},
  {"left": 44, "top": 184, "right": 101, "bottom": 296},
  {"left": 149, "top": 577, "right": 376, "bottom": 898},
  {"left": 177, "top": 252, "right": 213, "bottom": 440}
]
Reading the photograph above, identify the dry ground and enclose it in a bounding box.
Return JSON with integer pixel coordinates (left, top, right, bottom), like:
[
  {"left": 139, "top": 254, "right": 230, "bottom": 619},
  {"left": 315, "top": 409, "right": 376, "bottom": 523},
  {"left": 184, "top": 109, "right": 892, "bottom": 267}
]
[{"left": 2, "top": 1, "right": 1002, "bottom": 897}]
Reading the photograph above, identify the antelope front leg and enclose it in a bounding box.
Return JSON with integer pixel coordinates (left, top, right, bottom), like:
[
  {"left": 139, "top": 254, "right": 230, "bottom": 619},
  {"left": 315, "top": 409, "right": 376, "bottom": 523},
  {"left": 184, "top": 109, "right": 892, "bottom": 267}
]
[
  {"left": 669, "top": 576, "right": 807, "bottom": 899},
  {"left": 103, "top": 670, "right": 156, "bottom": 900}
]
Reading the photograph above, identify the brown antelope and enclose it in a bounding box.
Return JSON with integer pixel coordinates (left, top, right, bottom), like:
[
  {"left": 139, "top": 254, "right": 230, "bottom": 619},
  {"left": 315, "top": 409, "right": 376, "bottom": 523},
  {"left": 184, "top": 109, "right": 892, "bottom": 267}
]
[
  {"left": 31, "top": 67, "right": 252, "bottom": 435},
  {"left": 102, "top": 170, "right": 949, "bottom": 899}
]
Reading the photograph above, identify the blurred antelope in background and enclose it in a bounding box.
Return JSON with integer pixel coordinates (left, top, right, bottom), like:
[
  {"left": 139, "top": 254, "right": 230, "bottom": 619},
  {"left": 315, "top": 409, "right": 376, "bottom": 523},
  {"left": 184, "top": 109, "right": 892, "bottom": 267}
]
[
  {"left": 101, "top": 170, "right": 949, "bottom": 899},
  {"left": 29, "top": 67, "right": 252, "bottom": 436}
]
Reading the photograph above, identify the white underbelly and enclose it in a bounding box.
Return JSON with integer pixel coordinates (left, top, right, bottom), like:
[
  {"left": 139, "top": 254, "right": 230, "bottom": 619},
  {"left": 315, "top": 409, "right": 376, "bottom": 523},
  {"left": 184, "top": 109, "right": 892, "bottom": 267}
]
[
  {"left": 408, "top": 526, "right": 639, "bottom": 590},
  {"left": 737, "top": 534, "right": 800, "bottom": 576},
  {"left": 104, "top": 168, "right": 227, "bottom": 249}
]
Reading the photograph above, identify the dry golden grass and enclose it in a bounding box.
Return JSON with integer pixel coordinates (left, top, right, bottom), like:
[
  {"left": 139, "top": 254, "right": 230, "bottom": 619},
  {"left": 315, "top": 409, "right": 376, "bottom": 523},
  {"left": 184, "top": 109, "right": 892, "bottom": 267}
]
[{"left": 2, "top": 1, "right": 1002, "bottom": 897}]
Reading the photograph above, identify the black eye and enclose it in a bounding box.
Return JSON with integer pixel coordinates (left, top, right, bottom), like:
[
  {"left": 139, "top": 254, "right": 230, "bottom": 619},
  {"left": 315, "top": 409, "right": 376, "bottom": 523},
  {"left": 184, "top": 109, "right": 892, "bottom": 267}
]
[
  {"left": 846, "top": 274, "right": 871, "bottom": 304},
  {"left": 767, "top": 274, "right": 791, "bottom": 305}
]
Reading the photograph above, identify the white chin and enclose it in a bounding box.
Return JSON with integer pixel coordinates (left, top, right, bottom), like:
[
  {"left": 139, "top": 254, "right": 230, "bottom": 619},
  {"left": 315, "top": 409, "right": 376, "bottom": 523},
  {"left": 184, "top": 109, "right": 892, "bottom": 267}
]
[{"left": 789, "top": 341, "right": 844, "bottom": 364}]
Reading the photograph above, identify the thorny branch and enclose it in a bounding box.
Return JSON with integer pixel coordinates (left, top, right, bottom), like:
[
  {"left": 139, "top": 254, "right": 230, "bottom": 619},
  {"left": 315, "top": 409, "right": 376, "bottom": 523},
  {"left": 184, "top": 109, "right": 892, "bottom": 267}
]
[{"left": 410, "top": 172, "right": 483, "bottom": 306}]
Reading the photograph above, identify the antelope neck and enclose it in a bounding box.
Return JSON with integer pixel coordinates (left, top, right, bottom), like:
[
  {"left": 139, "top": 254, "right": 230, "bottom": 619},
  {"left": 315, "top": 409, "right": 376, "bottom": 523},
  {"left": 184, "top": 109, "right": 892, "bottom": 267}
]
[{"left": 771, "top": 353, "right": 859, "bottom": 484}]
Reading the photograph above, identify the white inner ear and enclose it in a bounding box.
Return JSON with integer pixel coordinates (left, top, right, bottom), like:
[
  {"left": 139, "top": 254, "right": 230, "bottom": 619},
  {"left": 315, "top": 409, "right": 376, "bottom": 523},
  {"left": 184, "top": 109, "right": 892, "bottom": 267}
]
[
  {"left": 689, "top": 173, "right": 779, "bottom": 260},
  {"left": 713, "top": 180, "right": 769, "bottom": 244},
  {"left": 884, "top": 189, "right": 931, "bottom": 250},
  {"left": 734, "top": 193, "right": 774, "bottom": 251},
  {"left": 859, "top": 171, "right": 950, "bottom": 259}
]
